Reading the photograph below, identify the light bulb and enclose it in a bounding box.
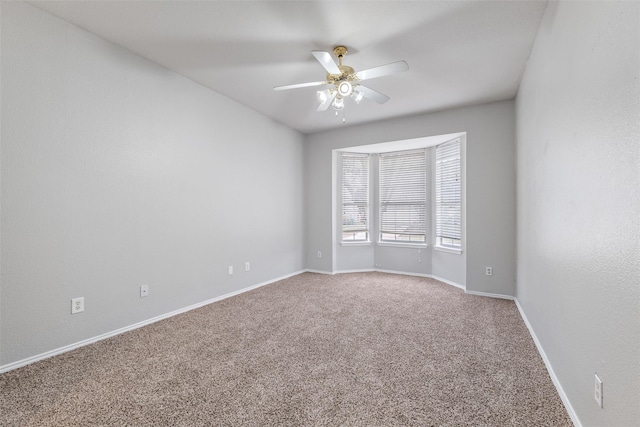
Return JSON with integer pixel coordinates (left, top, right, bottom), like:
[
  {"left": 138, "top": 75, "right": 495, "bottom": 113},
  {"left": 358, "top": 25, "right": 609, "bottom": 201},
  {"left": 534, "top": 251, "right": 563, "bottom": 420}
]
[
  {"left": 317, "top": 90, "right": 328, "bottom": 104},
  {"left": 333, "top": 96, "right": 344, "bottom": 110},
  {"left": 338, "top": 81, "right": 353, "bottom": 97},
  {"left": 352, "top": 90, "right": 364, "bottom": 104}
]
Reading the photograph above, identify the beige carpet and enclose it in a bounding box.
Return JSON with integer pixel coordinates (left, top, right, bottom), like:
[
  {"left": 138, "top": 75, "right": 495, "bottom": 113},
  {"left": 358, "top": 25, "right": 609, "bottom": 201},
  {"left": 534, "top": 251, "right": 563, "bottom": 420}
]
[{"left": 0, "top": 272, "right": 572, "bottom": 426}]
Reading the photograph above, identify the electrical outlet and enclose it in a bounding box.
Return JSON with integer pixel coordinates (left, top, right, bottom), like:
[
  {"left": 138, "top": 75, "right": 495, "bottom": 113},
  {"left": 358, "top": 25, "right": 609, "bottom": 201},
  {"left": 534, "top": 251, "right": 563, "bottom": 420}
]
[
  {"left": 245, "top": 262, "right": 250, "bottom": 272},
  {"left": 228, "top": 265, "right": 233, "bottom": 275},
  {"left": 485, "top": 267, "right": 493, "bottom": 276},
  {"left": 140, "top": 285, "right": 149, "bottom": 298},
  {"left": 594, "top": 373, "right": 603, "bottom": 408},
  {"left": 71, "top": 297, "right": 84, "bottom": 314},
  {"left": 317, "top": 251, "right": 322, "bottom": 258}
]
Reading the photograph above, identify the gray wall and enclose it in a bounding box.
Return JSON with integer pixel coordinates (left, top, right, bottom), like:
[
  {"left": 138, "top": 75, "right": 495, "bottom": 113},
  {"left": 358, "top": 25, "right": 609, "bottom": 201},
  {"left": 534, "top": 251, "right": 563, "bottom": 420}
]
[
  {"left": 0, "top": 2, "right": 305, "bottom": 367},
  {"left": 305, "top": 100, "right": 516, "bottom": 295},
  {"left": 516, "top": 1, "right": 640, "bottom": 425}
]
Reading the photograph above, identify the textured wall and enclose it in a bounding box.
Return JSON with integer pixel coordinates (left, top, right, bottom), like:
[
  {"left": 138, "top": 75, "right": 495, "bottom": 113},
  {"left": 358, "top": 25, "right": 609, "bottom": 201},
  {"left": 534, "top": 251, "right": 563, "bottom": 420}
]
[
  {"left": 1, "top": 2, "right": 304, "bottom": 366},
  {"left": 516, "top": 1, "right": 640, "bottom": 425},
  {"left": 305, "top": 100, "right": 516, "bottom": 294}
]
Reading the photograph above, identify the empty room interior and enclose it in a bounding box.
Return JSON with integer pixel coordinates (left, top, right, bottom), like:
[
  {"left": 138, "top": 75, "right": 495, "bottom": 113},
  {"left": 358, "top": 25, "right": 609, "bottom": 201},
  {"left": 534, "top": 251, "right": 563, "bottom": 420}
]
[{"left": 1, "top": 1, "right": 638, "bottom": 426}]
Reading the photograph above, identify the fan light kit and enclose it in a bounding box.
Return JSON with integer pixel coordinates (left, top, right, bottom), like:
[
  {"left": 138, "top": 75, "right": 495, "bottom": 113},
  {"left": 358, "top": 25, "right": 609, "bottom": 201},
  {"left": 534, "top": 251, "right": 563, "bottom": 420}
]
[{"left": 274, "top": 46, "right": 409, "bottom": 124}]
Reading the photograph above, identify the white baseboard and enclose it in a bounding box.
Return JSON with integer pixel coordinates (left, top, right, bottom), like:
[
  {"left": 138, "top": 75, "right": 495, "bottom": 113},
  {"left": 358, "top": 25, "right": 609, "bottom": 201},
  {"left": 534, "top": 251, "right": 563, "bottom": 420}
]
[
  {"left": 335, "top": 268, "right": 376, "bottom": 274},
  {"left": 375, "top": 269, "right": 466, "bottom": 291},
  {"left": 0, "top": 270, "right": 306, "bottom": 374},
  {"left": 430, "top": 274, "right": 465, "bottom": 290},
  {"left": 373, "top": 268, "right": 426, "bottom": 277},
  {"left": 333, "top": 268, "right": 466, "bottom": 291},
  {"left": 304, "top": 269, "right": 334, "bottom": 275},
  {"left": 514, "top": 298, "right": 581, "bottom": 427},
  {"left": 465, "top": 289, "right": 515, "bottom": 300}
]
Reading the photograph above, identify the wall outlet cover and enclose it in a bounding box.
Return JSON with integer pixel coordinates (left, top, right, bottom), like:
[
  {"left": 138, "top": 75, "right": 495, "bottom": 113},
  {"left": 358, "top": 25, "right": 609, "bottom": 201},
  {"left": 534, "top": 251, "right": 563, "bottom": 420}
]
[
  {"left": 71, "top": 297, "right": 84, "bottom": 314},
  {"left": 594, "top": 373, "right": 603, "bottom": 408}
]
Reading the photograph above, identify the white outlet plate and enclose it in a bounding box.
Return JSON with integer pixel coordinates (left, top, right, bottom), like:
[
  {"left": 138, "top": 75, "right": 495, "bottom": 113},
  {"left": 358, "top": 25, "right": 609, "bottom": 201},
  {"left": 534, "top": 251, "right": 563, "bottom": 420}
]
[
  {"left": 594, "top": 373, "right": 603, "bottom": 408},
  {"left": 228, "top": 265, "right": 233, "bottom": 275},
  {"left": 245, "top": 262, "right": 250, "bottom": 272},
  {"left": 485, "top": 267, "right": 493, "bottom": 276},
  {"left": 71, "top": 297, "right": 84, "bottom": 314},
  {"left": 317, "top": 251, "right": 322, "bottom": 258},
  {"left": 140, "top": 284, "right": 149, "bottom": 298}
]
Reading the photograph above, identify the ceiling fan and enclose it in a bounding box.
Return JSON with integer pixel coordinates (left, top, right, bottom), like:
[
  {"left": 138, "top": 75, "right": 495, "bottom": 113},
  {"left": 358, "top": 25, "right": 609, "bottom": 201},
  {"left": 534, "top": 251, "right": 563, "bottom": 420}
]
[{"left": 274, "top": 46, "right": 409, "bottom": 121}]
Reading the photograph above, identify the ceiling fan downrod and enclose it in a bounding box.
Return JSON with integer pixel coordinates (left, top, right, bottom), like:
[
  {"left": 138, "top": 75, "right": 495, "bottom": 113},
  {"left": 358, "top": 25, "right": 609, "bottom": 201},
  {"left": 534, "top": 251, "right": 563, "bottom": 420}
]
[{"left": 333, "top": 45, "right": 347, "bottom": 67}]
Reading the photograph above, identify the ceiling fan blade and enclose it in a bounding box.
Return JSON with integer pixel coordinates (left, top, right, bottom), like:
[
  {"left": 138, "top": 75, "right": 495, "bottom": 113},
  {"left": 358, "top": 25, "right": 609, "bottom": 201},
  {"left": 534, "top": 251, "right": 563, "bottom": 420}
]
[
  {"left": 356, "top": 85, "right": 390, "bottom": 104},
  {"left": 355, "top": 60, "right": 409, "bottom": 81},
  {"left": 311, "top": 51, "right": 341, "bottom": 75},
  {"left": 317, "top": 92, "right": 337, "bottom": 112},
  {"left": 273, "top": 81, "right": 329, "bottom": 91}
]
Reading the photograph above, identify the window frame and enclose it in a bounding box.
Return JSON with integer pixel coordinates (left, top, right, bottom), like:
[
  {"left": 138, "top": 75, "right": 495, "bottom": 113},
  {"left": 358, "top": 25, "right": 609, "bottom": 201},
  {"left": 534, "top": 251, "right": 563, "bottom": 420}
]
[
  {"left": 378, "top": 148, "right": 428, "bottom": 246},
  {"left": 435, "top": 138, "right": 462, "bottom": 253},
  {"left": 340, "top": 152, "right": 370, "bottom": 243}
]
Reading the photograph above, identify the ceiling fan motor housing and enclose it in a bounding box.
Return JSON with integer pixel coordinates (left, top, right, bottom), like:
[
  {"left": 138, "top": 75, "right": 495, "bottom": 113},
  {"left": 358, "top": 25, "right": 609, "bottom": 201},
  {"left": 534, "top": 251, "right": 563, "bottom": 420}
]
[{"left": 326, "top": 65, "right": 356, "bottom": 81}]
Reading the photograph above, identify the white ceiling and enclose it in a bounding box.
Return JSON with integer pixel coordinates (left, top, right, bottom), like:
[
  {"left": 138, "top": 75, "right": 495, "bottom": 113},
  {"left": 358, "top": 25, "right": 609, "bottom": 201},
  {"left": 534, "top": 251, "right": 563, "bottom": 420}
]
[{"left": 29, "top": 0, "right": 548, "bottom": 134}]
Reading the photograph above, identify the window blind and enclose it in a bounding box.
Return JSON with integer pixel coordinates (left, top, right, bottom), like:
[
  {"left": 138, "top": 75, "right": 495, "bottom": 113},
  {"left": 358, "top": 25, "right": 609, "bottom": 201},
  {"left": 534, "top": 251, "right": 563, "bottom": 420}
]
[
  {"left": 379, "top": 149, "right": 427, "bottom": 243},
  {"left": 341, "top": 153, "right": 369, "bottom": 241},
  {"left": 435, "top": 139, "right": 461, "bottom": 248}
]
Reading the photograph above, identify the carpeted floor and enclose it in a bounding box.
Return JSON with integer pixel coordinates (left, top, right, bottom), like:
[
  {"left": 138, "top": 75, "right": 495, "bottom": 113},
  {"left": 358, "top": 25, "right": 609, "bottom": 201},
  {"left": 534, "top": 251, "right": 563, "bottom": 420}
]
[{"left": 0, "top": 272, "right": 572, "bottom": 426}]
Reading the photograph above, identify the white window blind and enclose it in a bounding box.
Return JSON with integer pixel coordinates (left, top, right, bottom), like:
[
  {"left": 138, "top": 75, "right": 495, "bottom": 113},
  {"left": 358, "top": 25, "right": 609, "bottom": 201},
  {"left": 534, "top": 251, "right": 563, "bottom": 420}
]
[
  {"left": 379, "top": 149, "right": 427, "bottom": 243},
  {"left": 435, "top": 139, "right": 461, "bottom": 249},
  {"left": 341, "top": 153, "right": 369, "bottom": 241}
]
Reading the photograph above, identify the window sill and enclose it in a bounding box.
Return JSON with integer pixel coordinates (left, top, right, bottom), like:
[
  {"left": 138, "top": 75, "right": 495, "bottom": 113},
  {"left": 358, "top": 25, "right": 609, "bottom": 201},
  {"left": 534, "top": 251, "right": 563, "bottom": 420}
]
[
  {"left": 340, "top": 241, "right": 372, "bottom": 247},
  {"left": 434, "top": 245, "right": 462, "bottom": 255},
  {"left": 377, "top": 242, "right": 428, "bottom": 249}
]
